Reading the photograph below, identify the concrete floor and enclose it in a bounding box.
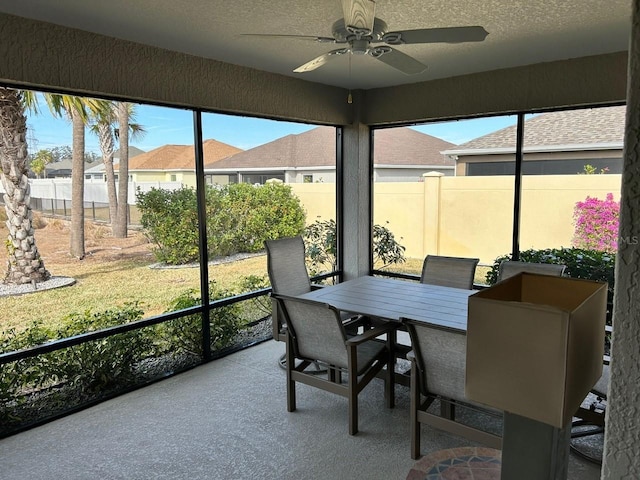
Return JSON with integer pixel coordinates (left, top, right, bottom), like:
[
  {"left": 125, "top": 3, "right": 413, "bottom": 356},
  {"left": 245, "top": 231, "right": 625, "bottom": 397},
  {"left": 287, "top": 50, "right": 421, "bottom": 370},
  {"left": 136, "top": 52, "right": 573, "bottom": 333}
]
[{"left": 0, "top": 340, "right": 602, "bottom": 480}]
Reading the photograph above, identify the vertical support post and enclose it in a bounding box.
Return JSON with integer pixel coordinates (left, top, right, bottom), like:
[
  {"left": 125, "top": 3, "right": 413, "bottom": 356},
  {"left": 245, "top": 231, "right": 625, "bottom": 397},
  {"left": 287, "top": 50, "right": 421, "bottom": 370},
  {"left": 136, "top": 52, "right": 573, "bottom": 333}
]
[
  {"left": 193, "top": 110, "right": 211, "bottom": 361},
  {"left": 501, "top": 413, "right": 570, "bottom": 480},
  {"left": 341, "top": 91, "right": 372, "bottom": 280},
  {"left": 602, "top": 1, "right": 640, "bottom": 477}
]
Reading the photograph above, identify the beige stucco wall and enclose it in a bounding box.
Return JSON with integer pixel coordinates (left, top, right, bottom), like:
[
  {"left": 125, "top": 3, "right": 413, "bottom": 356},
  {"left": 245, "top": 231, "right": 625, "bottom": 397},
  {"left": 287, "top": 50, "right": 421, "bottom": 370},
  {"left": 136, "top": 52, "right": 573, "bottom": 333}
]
[
  {"left": 373, "top": 182, "right": 426, "bottom": 258},
  {"left": 293, "top": 175, "right": 622, "bottom": 264},
  {"left": 289, "top": 183, "right": 336, "bottom": 224}
]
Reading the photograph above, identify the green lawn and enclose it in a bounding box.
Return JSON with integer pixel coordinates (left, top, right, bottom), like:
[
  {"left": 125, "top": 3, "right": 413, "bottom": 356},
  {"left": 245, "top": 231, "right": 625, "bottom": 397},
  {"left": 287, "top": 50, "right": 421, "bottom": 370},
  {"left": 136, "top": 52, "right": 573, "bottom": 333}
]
[{"left": 1, "top": 255, "right": 268, "bottom": 333}]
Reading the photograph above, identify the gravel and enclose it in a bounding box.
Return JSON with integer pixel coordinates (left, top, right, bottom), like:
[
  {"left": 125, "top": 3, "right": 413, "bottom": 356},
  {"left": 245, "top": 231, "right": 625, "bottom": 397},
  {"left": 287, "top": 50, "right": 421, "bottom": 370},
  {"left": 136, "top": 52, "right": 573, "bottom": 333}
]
[
  {"left": 0, "top": 276, "right": 76, "bottom": 298},
  {"left": 148, "top": 252, "right": 264, "bottom": 269}
]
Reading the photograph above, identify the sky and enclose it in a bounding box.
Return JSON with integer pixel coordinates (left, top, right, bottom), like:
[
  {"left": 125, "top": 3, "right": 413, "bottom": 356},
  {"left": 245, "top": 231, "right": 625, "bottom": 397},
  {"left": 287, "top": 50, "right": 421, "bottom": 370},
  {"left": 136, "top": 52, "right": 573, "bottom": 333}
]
[{"left": 24, "top": 94, "right": 516, "bottom": 156}]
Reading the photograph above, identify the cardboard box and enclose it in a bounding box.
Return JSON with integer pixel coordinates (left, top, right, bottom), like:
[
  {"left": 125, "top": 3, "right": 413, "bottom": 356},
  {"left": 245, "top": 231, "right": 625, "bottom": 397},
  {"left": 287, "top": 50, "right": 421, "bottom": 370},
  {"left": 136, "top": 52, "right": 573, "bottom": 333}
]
[{"left": 465, "top": 272, "right": 607, "bottom": 428}]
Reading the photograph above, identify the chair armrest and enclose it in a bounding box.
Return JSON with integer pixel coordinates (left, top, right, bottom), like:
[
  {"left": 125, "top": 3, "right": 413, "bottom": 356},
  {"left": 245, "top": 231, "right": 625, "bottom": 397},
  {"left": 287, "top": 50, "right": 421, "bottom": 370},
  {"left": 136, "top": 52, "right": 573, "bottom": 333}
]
[{"left": 346, "top": 322, "right": 399, "bottom": 346}]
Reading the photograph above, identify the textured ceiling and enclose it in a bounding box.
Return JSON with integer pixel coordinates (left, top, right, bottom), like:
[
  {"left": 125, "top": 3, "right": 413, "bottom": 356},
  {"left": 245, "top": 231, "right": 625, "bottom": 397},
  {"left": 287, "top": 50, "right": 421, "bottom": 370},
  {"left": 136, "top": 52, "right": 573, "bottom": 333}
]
[{"left": 0, "top": 0, "right": 631, "bottom": 89}]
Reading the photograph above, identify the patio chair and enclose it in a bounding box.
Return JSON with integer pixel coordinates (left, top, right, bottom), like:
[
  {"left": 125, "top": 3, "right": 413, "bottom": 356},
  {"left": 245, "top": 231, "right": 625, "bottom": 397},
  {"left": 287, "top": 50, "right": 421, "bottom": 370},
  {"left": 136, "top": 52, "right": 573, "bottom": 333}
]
[
  {"left": 265, "top": 236, "right": 363, "bottom": 345},
  {"left": 420, "top": 255, "right": 479, "bottom": 290},
  {"left": 265, "top": 236, "right": 314, "bottom": 343},
  {"left": 497, "top": 260, "right": 566, "bottom": 281},
  {"left": 402, "top": 317, "right": 502, "bottom": 459},
  {"left": 273, "top": 293, "right": 397, "bottom": 435}
]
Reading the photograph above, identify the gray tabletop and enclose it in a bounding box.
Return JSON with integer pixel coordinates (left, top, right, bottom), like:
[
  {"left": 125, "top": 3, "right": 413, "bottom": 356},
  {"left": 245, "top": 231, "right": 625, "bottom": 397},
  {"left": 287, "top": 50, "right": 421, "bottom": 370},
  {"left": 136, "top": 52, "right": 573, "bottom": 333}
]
[{"left": 298, "top": 276, "right": 476, "bottom": 332}]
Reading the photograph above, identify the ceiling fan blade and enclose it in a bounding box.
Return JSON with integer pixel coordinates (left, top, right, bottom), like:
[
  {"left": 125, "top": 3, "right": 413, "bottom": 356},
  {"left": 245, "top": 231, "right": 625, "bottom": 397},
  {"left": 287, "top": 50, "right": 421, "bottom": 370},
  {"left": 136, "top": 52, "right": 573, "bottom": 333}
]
[
  {"left": 371, "top": 47, "right": 427, "bottom": 75},
  {"left": 382, "top": 26, "right": 489, "bottom": 45},
  {"left": 293, "top": 48, "right": 349, "bottom": 73},
  {"left": 340, "top": 0, "right": 376, "bottom": 36},
  {"left": 240, "top": 33, "right": 337, "bottom": 43}
]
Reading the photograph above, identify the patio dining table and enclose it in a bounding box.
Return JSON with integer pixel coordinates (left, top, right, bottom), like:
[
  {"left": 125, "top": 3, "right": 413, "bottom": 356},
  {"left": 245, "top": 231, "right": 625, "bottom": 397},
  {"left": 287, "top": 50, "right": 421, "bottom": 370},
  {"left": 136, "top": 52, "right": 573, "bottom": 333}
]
[{"left": 297, "top": 275, "right": 475, "bottom": 332}]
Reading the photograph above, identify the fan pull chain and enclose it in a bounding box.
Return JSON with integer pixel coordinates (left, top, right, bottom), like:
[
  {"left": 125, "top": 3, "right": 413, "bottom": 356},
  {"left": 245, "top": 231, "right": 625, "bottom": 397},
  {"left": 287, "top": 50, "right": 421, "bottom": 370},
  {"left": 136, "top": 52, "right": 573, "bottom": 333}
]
[{"left": 348, "top": 53, "right": 353, "bottom": 104}]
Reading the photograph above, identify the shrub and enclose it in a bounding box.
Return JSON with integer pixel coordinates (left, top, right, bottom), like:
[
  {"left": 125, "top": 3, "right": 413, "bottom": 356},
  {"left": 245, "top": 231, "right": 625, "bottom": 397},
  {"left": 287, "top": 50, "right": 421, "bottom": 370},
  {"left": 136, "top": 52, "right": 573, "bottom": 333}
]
[
  {"left": 303, "top": 218, "right": 406, "bottom": 276},
  {"left": 216, "top": 182, "right": 306, "bottom": 255},
  {"left": 0, "top": 303, "right": 149, "bottom": 426},
  {"left": 303, "top": 219, "right": 337, "bottom": 275},
  {"left": 52, "top": 302, "right": 151, "bottom": 393},
  {"left": 136, "top": 186, "right": 199, "bottom": 264},
  {"left": 0, "top": 322, "right": 52, "bottom": 423},
  {"left": 572, "top": 193, "right": 619, "bottom": 253},
  {"left": 373, "top": 222, "right": 407, "bottom": 268},
  {"left": 31, "top": 211, "right": 47, "bottom": 229},
  {"left": 236, "top": 274, "right": 272, "bottom": 322},
  {"left": 162, "top": 281, "right": 242, "bottom": 356},
  {"left": 137, "top": 183, "right": 306, "bottom": 264}
]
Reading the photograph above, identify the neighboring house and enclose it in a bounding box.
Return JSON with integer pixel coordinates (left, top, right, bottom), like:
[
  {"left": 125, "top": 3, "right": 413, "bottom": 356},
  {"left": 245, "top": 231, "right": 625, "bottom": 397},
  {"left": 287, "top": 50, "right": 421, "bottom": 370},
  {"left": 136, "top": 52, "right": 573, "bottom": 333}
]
[
  {"left": 445, "top": 106, "right": 625, "bottom": 176},
  {"left": 45, "top": 158, "right": 101, "bottom": 178},
  {"left": 84, "top": 146, "right": 146, "bottom": 181},
  {"left": 115, "top": 139, "right": 243, "bottom": 187},
  {"left": 204, "top": 126, "right": 455, "bottom": 185}
]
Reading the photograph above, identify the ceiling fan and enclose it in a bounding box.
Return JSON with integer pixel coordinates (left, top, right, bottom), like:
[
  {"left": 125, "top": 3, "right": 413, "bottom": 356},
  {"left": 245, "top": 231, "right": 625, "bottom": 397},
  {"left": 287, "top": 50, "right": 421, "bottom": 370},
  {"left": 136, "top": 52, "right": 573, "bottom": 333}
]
[{"left": 243, "top": 0, "right": 488, "bottom": 75}]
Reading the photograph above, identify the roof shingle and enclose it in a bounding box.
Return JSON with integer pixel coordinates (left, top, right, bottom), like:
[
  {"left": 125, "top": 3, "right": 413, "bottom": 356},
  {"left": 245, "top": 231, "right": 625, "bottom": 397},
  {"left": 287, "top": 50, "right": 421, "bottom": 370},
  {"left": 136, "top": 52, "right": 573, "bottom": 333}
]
[
  {"left": 119, "top": 139, "right": 243, "bottom": 171},
  {"left": 206, "top": 126, "right": 455, "bottom": 169},
  {"left": 453, "top": 106, "right": 626, "bottom": 151}
]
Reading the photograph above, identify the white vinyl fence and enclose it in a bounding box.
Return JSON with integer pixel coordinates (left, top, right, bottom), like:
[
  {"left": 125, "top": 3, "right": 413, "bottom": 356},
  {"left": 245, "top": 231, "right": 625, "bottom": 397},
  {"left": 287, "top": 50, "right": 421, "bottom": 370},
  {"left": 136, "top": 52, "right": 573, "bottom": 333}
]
[{"left": 0, "top": 179, "right": 183, "bottom": 225}]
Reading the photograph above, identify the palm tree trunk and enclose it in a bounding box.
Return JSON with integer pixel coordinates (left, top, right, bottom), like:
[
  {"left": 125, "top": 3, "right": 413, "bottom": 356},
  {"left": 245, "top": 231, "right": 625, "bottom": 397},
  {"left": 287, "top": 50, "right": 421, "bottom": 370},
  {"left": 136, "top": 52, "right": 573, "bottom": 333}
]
[
  {"left": 0, "top": 88, "right": 50, "bottom": 284},
  {"left": 113, "top": 102, "right": 129, "bottom": 238},
  {"left": 97, "top": 122, "right": 118, "bottom": 225},
  {"left": 70, "top": 110, "right": 85, "bottom": 259}
]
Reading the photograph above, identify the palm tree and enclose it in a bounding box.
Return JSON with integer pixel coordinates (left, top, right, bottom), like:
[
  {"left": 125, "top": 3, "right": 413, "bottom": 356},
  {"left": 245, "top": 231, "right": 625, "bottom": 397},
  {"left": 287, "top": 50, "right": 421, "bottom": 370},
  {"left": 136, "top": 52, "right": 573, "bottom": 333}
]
[
  {"left": 0, "top": 87, "right": 50, "bottom": 285},
  {"left": 91, "top": 101, "right": 144, "bottom": 238},
  {"left": 94, "top": 118, "right": 118, "bottom": 225},
  {"left": 44, "top": 94, "right": 110, "bottom": 259},
  {"left": 30, "top": 149, "right": 53, "bottom": 179},
  {"left": 114, "top": 102, "right": 130, "bottom": 238}
]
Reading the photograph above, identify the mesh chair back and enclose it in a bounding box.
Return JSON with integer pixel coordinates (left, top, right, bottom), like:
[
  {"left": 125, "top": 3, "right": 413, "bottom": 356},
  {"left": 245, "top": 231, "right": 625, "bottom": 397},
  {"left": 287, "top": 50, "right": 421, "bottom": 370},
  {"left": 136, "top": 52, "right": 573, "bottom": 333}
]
[
  {"left": 265, "top": 236, "right": 312, "bottom": 296},
  {"left": 420, "top": 255, "right": 479, "bottom": 290},
  {"left": 498, "top": 260, "right": 566, "bottom": 282},
  {"left": 404, "top": 319, "right": 468, "bottom": 402},
  {"left": 280, "top": 296, "right": 348, "bottom": 368}
]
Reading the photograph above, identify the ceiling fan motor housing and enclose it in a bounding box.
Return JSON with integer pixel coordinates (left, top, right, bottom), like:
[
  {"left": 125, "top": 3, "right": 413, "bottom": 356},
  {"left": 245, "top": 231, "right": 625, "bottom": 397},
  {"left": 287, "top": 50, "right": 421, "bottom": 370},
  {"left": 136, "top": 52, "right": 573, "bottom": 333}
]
[{"left": 331, "top": 18, "right": 388, "bottom": 42}]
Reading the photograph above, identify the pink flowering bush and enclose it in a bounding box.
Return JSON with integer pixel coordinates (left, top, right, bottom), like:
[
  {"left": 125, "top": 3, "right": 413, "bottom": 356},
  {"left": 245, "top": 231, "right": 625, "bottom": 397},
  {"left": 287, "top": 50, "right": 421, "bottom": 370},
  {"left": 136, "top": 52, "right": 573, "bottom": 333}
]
[{"left": 572, "top": 193, "right": 620, "bottom": 253}]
